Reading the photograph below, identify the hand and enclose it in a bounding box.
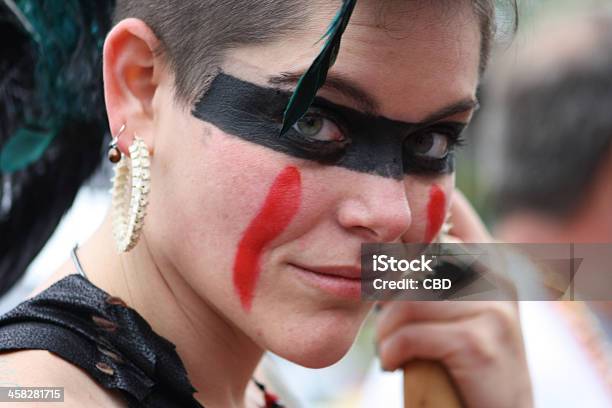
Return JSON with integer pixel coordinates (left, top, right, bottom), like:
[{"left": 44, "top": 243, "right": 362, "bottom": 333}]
[{"left": 375, "top": 190, "right": 534, "bottom": 408}]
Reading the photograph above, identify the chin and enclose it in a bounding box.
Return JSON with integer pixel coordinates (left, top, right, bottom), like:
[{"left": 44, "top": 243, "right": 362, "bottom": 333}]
[
  {"left": 277, "top": 334, "right": 357, "bottom": 369},
  {"left": 264, "top": 307, "right": 368, "bottom": 368}
]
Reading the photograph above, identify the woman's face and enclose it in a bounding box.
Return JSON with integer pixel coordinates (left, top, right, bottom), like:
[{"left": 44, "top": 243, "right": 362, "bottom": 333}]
[{"left": 146, "top": 0, "right": 480, "bottom": 367}]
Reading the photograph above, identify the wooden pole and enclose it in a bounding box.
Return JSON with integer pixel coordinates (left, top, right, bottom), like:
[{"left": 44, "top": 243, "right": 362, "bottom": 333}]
[{"left": 403, "top": 360, "right": 463, "bottom": 408}]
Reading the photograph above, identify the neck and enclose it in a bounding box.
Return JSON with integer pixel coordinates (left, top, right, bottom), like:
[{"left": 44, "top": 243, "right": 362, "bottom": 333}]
[{"left": 76, "top": 210, "right": 263, "bottom": 407}]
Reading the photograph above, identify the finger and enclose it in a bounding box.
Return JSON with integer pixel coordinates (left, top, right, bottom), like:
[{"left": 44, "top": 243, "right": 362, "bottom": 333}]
[
  {"left": 376, "top": 301, "right": 517, "bottom": 343},
  {"left": 448, "top": 190, "right": 491, "bottom": 243},
  {"left": 378, "top": 321, "right": 465, "bottom": 371},
  {"left": 376, "top": 301, "right": 486, "bottom": 342}
]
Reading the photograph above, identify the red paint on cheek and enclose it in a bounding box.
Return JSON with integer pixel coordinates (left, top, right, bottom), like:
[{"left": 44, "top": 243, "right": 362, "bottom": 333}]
[
  {"left": 424, "top": 185, "right": 446, "bottom": 243},
  {"left": 232, "top": 166, "right": 302, "bottom": 311}
]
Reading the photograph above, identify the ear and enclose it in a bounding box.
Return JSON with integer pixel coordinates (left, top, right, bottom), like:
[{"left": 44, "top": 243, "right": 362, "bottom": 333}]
[{"left": 103, "top": 18, "right": 163, "bottom": 156}]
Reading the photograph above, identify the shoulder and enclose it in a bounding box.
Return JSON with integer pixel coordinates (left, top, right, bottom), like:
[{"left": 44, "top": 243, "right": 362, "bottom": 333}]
[{"left": 0, "top": 349, "right": 127, "bottom": 407}]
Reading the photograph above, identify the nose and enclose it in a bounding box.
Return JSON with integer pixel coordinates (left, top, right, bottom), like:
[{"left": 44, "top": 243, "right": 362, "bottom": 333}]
[{"left": 336, "top": 175, "right": 412, "bottom": 242}]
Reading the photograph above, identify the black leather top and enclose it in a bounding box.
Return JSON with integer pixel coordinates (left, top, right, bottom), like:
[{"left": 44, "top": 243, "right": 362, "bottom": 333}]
[{"left": 0, "top": 274, "right": 203, "bottom": 407}]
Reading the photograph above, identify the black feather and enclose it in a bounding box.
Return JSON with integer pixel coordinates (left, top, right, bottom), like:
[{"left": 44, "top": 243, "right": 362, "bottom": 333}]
[{"left": 279, "top": 0, "right": 358, "bottom": 136}]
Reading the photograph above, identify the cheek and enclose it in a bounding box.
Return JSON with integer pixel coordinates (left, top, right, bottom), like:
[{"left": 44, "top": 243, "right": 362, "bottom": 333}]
[
  {"left": 150, "top": 122, "right": 305, "bottom": 309},
  {"left": 403, "top": 176, "right": 453, "bottom": 242},
  {"left": 424, "top": 184, "right": 447, "bottom": 243},
  {"left": 233, "top": 166, "right": 302, "bottom": 311}
]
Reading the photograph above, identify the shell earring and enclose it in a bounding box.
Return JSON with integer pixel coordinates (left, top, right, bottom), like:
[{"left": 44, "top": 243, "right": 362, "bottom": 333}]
[{"left": 110, "top": 128, "right": 151, "bottom": 252}]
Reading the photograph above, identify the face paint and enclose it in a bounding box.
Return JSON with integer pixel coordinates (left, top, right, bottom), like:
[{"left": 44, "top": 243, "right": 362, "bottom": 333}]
[
  {"left": 425, "top": 184, "right": 446, "bottom": 243},
  {"left": 233, "top": 166, "right": 302, "bottom": 311},
  {"left": 193, "top": 74, "right": 465, "bottom": 180}
]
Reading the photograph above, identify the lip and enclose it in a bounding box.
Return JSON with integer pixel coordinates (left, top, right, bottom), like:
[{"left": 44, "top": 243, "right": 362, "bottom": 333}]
[{"left": 289, "top": 263, "right": 364, "bottom": 300}]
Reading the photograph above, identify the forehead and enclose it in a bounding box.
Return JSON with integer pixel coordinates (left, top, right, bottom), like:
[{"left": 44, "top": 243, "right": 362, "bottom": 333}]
[{"left": 223, "top": 0, "right": 481, "bottom": 122}]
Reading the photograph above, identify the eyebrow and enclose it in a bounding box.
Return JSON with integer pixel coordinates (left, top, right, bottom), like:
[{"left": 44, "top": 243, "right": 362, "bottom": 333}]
[
  {"left": 268, "top": 71, "right": 379, "bottom": 114},
  {"left": 267, "top": 70, "right": 479, "bottom": 124}
]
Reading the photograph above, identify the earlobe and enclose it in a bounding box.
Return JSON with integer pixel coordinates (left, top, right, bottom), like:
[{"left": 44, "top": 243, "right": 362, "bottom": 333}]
[{"left": 103, "top": 18, "right": 161, "bottom": 155}]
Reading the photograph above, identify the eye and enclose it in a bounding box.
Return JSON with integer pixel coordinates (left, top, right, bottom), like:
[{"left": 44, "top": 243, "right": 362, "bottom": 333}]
[
  {"left": 408, "top": 132, "right": 450, "bottom": 159},
  {"left": 292, "top": 112, "right": 345, "bottom": 142}
]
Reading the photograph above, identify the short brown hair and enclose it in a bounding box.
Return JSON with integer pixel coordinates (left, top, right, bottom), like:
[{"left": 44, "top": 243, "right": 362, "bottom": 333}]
[{"left": 113, "top": 0, "right": 517, "bottom": 105}]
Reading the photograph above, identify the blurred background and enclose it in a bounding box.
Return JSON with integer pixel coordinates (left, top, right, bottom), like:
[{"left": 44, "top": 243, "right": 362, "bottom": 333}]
[{"left": 1, "top": 0, "right": 611, "bottom": 407}]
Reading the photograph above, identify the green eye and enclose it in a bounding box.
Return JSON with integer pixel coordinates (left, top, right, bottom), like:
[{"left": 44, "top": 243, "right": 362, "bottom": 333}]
[
  {"left": 410, "top": 133, "right": 450, "bottom": 159},
  {"left": 294, "top": 115, "right": 324, "bottom": 137},
  {"left": 292, "top": 113, "right": 345, "bottom": 142}
]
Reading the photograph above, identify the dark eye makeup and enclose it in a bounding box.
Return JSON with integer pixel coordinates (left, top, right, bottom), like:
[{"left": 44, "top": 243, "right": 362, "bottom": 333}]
[
  {"left": 192, "top": 73, "right": 468, "bottom": 180},
  {"left": 289, "top": 103, "right": 466, "bottom": 170}
]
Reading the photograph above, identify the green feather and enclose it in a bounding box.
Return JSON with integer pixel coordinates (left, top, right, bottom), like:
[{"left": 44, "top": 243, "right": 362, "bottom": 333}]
[
  {"left": 0, "top": 127, "right": 57, "bottom": 173},
  {"left": 279, "top": 0, "right": 358, "bottom": 136}
]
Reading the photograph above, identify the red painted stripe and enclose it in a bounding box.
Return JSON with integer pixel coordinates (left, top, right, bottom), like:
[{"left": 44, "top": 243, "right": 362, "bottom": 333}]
[
  {"left": 425, "top": 185, "right": 446, "bottom": 243},
  {"left": 233, "top": 166, "right": 302, "bottom": 311}
]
